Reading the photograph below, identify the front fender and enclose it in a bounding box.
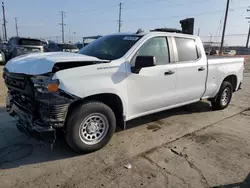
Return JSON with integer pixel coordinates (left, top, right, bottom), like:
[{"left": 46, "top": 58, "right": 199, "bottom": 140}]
[{"left": 52, "top": 62, "right": 128, "bottom": 116}]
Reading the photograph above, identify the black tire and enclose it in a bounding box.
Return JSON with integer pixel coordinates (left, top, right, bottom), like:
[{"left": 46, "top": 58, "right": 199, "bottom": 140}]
[
  {"left": 66, "top": 101, "right": 116, "bottom": 153},
  {"left": 211, "top": 81, "right": 233, "bottom": 110}
]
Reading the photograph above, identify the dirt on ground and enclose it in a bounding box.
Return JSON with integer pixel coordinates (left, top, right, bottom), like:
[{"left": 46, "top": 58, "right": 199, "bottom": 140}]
[
  {"left": 0, "top": 61, "right": 250, "bottom": 188},
  {"left": 0, "top": 67, "right": 7, "bottom": 105}
]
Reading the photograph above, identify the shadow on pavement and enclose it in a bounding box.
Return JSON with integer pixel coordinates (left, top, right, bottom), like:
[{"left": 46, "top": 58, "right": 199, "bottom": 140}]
[
  {"left": 125, "top": 101, "right": 212, "bottom": 130},
  {"left": 0, "top": 101, "right": 212, "bottom": 169},
  {"left": 212, "top": 173, "right": 250, "bottom": 188}
]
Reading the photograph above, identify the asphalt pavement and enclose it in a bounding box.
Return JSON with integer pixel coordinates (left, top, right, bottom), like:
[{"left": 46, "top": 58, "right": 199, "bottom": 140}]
[{"left": 0, "top": 62, "right": 250, "bottom": 188}]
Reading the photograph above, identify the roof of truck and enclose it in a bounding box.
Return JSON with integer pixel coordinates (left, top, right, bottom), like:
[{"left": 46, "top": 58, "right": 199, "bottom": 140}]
[{"left": 110, "top": 32, "right": 199, "bottom": 39}]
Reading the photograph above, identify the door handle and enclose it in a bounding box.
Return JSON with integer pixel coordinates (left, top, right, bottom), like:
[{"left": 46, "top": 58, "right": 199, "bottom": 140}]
[
  {"left": 164, "top": 70, "right": 175, "bottom": 75},
  {"left": 198, "top": 67, "right": 205, "bottom": 71}
]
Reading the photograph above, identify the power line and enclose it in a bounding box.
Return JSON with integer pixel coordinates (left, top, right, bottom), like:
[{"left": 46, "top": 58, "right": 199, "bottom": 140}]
[
  {"left": 124, "top": 0, "right": 211, "bottom": 11},
  {"left": 59, "top": 11, "right": 66, "bottom": 43},
  {"left": 219, "top": 0, "right": 230, "bottom": 54},
  {"left": 123, "top": 6, "right": 246, "bottom": 22},
  {"left": 15, "top": 17, "right": 19, "bottom": 37},
  {"left": 66, "top": 4, "right": 117, "bottom": 15},
  {"left": 118, "top": 3, "right": 122, "bottom": 32},
  {"left": 201, "top": 33, "right": 248, "bottom": 37},
  {"left": 215, "top": 11, "right": 225, "bottom": 40}
]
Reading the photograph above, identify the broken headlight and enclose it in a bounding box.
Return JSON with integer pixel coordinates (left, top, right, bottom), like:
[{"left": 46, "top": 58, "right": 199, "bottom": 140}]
[{"left": 31, "top": 76, "right": 59, "bottom": 93}]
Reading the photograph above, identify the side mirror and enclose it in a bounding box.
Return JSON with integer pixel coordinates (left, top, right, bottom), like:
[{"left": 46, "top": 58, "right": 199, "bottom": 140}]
[{"left": 132, "top": 56, "right": 156, "bottom": 73}]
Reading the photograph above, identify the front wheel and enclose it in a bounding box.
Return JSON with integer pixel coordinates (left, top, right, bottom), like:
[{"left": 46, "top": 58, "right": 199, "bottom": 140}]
[
  {"left": 211, "top": 81, "right": 233, "bottom": 110},
  {"left": 66, "top": 101, "right": 116, "bottom": 153}
]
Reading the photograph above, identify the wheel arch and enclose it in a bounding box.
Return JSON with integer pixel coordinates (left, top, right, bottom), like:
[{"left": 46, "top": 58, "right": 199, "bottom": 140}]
[
  {"left": 222, "top": 74, "right": 237, "bottom": 92},
  {"left": 65, "top": 93, "right": 125, "bottom": 129}
]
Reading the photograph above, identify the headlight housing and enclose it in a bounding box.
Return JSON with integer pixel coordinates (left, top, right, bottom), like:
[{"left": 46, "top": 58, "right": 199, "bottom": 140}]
[{"left": 31, "top": 76, "right": 59, "bottom": 93}]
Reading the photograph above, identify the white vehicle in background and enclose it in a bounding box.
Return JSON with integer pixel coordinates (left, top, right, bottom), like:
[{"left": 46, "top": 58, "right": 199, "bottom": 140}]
[{"left": 3, "top": 28, "right": 244, "bottom": 153}]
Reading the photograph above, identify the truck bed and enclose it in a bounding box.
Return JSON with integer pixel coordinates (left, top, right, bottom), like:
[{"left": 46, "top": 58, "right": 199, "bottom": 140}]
[
  {"left": 206, "top": 55, "right": 241, "bottom": 60},
  {"left": 207, "top": 55, "right": 244, "bottom": 64}
]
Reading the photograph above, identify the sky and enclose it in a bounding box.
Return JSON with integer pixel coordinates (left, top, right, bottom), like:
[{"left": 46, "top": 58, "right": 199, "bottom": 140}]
[{"left": 2, "top": 0, "right": 250, "bottom": 45}]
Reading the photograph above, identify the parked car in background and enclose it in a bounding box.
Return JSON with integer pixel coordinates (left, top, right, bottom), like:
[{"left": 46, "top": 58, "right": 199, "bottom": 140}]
[
  {"left": 75, "top": 42, "right": 83, "bottom": 49},
  {"left": 44, "top": 43, "right": 79, "bottom": 53},
  {"left": 0, "top": 50, "right": 5, "bottom": 65},
  {"left": 40, "top": 39, "right": 48, "bottom": 47},
  {"left": 6, "top": 37, "right": 44, "bottom": 60}
]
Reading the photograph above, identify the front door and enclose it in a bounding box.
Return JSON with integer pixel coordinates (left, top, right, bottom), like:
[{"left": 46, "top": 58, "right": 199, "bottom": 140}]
[{"left": 126, "top": 36, "right": 177, "bottom": 119}]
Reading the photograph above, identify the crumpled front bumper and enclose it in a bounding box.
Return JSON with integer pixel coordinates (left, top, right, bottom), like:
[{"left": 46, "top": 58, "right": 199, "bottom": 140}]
[
  {"left": 6, "top": 91, "right": 72, "bottom": 146},
  {"left": 10, "top": 103, "right": 57, "bottom": 145}
]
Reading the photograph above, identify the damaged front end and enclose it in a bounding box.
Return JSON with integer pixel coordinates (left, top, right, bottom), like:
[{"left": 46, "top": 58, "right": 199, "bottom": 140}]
[{"left": 3, "top": 67, "right": 76, "bottom": 147}]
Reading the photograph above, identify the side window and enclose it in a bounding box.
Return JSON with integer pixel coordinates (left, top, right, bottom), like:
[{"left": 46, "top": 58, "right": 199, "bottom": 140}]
[
  {"left": 134, "top": 37, "right": 170, "bottom": 66},
  {"left": 175, "top": 37, "right": 199, "bottom": 62}
]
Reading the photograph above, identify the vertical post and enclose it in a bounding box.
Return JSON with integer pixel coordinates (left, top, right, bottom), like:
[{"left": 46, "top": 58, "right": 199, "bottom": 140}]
[
  {"left": 68, "top": 28, "right": 70, "bottom": 43},
  {"left": 2, "top": 2, "right": 7, "bottom": 41},
  {"left": 246, "top": 23, "right": 250, "bottom": 48},
  {"left": 219, "top": 0, "right": 230, "bottom": 54},
  {"left": 73, "top": 32, "right": 76, "bottom": 43},
  {"left": 246, "top": 9, "right": 250, "bottom": 48},
  {"left": 118, "top": 3, "right": 122, "bottom": 32},
  {"left": 15, "top": 18, "right": 18, "bottom": 37},
  {"left": 197, "top": 28, "right": 200, "bottom": 36},
  {"left": 59, "top": 11, "right": 65, "bottom": 43}
]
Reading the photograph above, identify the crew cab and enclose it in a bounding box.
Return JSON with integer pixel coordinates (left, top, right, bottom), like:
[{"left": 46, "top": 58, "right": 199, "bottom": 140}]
[{"left": 3, "top": 31, "right": 244, "bottom": 152}]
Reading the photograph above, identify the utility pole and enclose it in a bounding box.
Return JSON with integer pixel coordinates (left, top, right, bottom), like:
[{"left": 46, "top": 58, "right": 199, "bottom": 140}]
[
  {"left": 73, "top": 32, "right": 76, "bottom": 43},
  {"left": 247, "top": 23, "right": 250, "bottom": 48},
  {"left": 15, "top": 17, "right": 18, "bottom": 37},
  {"left": 246, "top": 8, "right": 250, "bottom": 48},
  {"left": 197, "top": 28, "right": 200, "bottom": 36},
  {"left": 118, "top": 3, "right": 122, "bottom": 32},
  {"left": 2, "top": 2, "right": 7, "bottom": 41},
  {"left": 59, "top": 11, "right": 66, "bottom": 43},
  {"left": 219, "top": 0, "right": 230, "bottom": 54},
  {"left": 209, "top": 33, "right": 212, "bottom": 43}
]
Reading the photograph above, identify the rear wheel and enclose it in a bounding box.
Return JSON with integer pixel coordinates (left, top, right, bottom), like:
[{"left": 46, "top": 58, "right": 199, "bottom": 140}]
[
  {"left": 211, "top": 81, "right": 233, "bottom": 110},
  {"left": 66, "top": 101, "right": 116, "bottom": 153}
]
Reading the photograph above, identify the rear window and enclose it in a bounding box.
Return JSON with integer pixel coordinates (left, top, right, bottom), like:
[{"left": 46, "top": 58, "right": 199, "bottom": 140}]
[
  {"left": 175, "top": 37, "right": 199, "bottom": 62},
  {"left": 19, "top": 39, "right": 43, "bottom": 46},
  {"left": 58, "top": 44, "right": 78, "bottom": 49}
]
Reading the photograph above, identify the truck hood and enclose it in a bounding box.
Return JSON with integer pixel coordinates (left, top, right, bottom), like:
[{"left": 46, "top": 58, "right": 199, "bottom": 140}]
[{"left": 5, "top": 52, "right": 109, "bottom": 75}]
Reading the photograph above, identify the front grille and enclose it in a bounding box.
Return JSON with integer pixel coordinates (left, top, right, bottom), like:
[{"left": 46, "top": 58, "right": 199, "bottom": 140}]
[
  {"left": 5, "top": 74, "right": 27, "bottom": 90},
  {"left": 4, "top": 70, "right": 34, "bottom": 97},
  {"left": 11, "top": 92, "right": 34, "bottom": 112}
]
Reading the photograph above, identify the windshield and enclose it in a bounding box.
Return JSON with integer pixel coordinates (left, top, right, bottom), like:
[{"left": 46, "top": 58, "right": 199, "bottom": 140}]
[
  {"left": 58, "top": 44, "right": 78, "bottom": 49},
  {"left": 78, "top": 35, "right": 142, "bottom": 60},
  {"left": 19, "top": 38, "right": 43, "bottom": 46}
]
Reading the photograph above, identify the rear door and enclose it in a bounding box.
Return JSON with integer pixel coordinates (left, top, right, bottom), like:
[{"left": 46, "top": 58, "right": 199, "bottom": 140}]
[{"left": 173, "top": 37, "right": 207, "bottom": 104}]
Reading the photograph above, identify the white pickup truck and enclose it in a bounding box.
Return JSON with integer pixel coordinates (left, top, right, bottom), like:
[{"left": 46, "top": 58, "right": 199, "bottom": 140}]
[{"left": 3, "top": 31, "right": 244, "bottom": 152}]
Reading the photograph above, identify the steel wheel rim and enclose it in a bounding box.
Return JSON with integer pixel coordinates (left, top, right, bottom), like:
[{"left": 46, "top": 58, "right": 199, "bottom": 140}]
[
  {"left": 79, "top": 113, "right": 109, "bottom": 145},
  {"left": 221, "top": 87, "right": 230, "bottom": 106}
]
